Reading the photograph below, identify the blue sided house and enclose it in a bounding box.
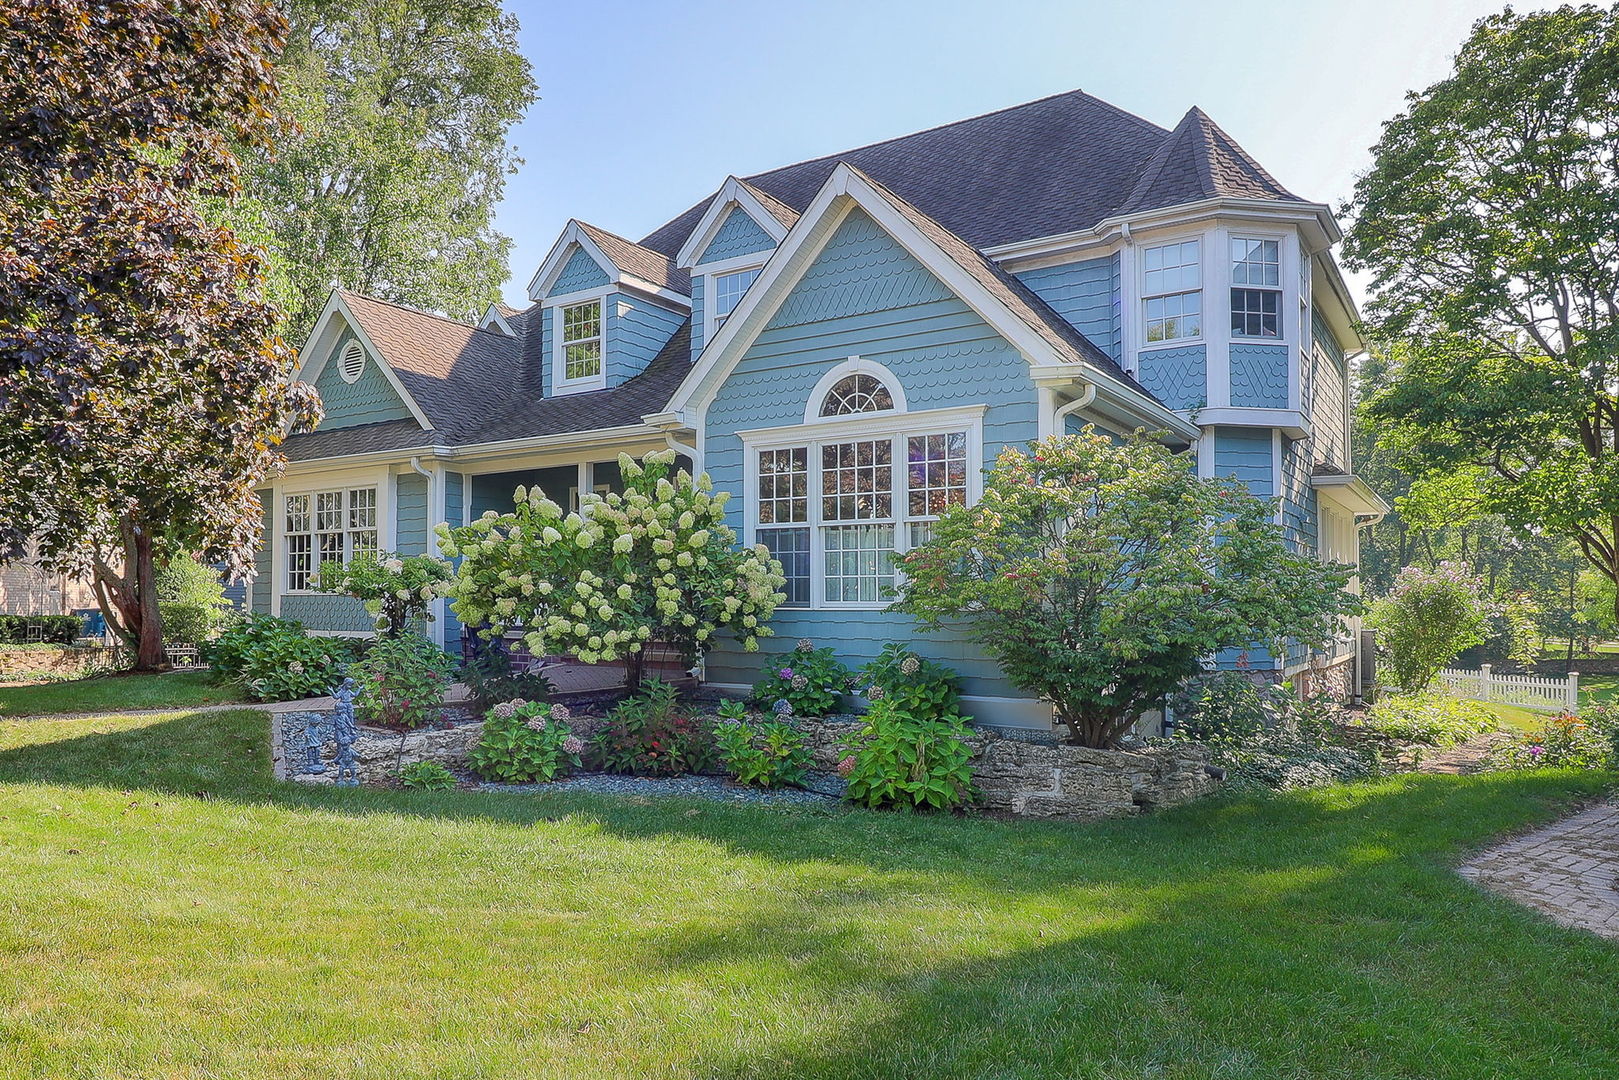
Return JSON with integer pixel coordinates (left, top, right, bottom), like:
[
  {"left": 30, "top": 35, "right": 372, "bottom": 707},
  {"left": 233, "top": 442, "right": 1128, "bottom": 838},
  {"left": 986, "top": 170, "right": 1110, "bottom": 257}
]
[{"left": 262, "top": 90, "right": 1388, "bottom": 730}]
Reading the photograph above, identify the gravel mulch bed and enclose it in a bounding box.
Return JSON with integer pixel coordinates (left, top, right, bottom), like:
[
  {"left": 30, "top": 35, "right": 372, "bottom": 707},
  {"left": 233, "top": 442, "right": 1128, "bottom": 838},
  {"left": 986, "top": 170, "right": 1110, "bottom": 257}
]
[{"left": 480, "top": 769, "right": 847, "bottom": 806}]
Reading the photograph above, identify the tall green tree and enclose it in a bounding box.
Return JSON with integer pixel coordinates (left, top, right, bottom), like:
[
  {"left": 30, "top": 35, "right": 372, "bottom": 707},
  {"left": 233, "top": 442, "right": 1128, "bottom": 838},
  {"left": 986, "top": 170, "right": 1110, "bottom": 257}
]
[
  {"left": 247, "top": 0, "right": 537, "bottom": 336},
  {"left": 1343, "top": 3, "right": 1619, "bottom": 623},
  {"left": 0, "top": 0, "right": 320, "bottom": 670}
]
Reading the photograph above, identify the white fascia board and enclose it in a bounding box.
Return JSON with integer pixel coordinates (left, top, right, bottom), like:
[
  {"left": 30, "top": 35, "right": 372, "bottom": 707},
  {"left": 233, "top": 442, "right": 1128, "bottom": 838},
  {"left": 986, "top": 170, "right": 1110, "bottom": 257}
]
[
  {"left": 277, "top": 445, "right": 453, "bottom": 474},
  {"left": 292, "top": 292, "right": 434, "bottom": 431},
  {"left": 1312, "top": 473, "right": 1391, "bottom": 516},
  {"left": 675, "top": 176, "right": 792, "bottom": 269},
  {"left": 441, "top": 423, "right": 661, "bottom": 463},
  {"left": 1310, "top": 254, "right": 1365, "bottom": 353},
  {"left": 1028, "top": 363, "right": 1200, "bottom": 441},
  {"left": 1189, "top": 406, "right": 1310, "bottom": 440},
  {"left": 478, "top": 304, "right": 516, "bottom": 336}
]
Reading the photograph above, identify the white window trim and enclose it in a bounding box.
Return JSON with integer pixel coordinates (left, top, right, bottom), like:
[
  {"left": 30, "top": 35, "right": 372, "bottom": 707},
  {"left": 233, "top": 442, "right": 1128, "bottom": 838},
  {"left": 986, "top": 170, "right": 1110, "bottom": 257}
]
[
  {"left": 700, "top": 253, "right": 766, "bottom": 347},
  {"left": 547, "top": 287, "right": 610, "bottom": 395},
  {"left": 1139, "top": 237, "right": 1204, "bottom": 350},
  {"left": 739, "top": 403, "right": 987, "bottom": 611},
  {"left": 271, "top": 467, "right": 394, "bottom": 607},
  {"left": 801, "top": 356, "right": 908, "bottom": 424},
  {"left": 1228, "top": 232, "right": 1291, "bottom": 346}
]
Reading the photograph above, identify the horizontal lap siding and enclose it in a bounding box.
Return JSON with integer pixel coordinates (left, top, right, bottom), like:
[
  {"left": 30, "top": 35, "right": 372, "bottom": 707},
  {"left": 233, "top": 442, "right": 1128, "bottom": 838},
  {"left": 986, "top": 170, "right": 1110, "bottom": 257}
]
[
  {"left": 396, "top": 473, "right": 429, "bottom": 555},
  {"left": 1013, "top": 253, "right": 1121, "bottom": 362},
  {"left": 703, "top": 207, "right": 1039, "bottom": 700},
  {"left": 1212, "top": 427, "right": 1276, "bottom": 670},
  {"left": 608, "top": 295, "right": 684, "bottom": 383},
  {"left": 313, "top": 327, "right": 413, "bottom": 428},
  {"left": 690, "top": 277, "right": 706, "bottom": 360}
]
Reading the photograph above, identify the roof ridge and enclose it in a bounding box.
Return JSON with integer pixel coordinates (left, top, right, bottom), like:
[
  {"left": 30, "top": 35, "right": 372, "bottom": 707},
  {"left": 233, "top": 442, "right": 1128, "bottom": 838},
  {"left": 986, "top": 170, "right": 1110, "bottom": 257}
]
[
  {"left": 1187, "top": 107, "right": 1218, "bottom": 201},
  {"left": 339, "top": 288, "right": 509, "bottom": 338},
  {"left": 733, "top": 176, "right": 800, "bottom": 227}
]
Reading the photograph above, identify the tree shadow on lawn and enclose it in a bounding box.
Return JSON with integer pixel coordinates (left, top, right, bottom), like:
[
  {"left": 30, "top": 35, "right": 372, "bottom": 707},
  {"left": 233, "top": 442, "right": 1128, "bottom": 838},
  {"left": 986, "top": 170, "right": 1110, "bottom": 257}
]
[{"left": 4, "top": 709, "right": 1619, "bottom": 1077}]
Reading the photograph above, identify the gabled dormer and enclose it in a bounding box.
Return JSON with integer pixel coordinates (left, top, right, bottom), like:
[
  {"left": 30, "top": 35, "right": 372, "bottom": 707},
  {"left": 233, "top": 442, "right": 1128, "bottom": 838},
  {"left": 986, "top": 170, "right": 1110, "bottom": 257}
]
[
  {"left": 526, "top": 220, "right": 690, "bottom": 396},
  {"left": 676, "top": 177, "right": 796, "bottom": 360}
]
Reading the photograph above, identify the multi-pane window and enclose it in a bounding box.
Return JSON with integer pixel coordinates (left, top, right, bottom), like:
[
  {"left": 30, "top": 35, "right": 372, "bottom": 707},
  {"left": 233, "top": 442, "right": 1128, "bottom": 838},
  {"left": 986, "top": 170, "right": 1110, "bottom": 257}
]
[
  {"left": 1142, "top": 239, "right": 1201, "bottom": 343},
  {"left": 283, "top": 487, "right": 377, "bottom": 591},
  {"left": 819, "top": 374, "right": 894, "bottom": 416},
  {"left": 754, "top": 426, "right": 970, "bottom": 607},
  {"left": 711, "top": 267, "right": 761, "bottom": 330},
  {"left": 1230, "top": 237, "right": 1281, "bottom": 338},
  {"left": 560, "top": 299, "right": 602, "bottom": 382}
]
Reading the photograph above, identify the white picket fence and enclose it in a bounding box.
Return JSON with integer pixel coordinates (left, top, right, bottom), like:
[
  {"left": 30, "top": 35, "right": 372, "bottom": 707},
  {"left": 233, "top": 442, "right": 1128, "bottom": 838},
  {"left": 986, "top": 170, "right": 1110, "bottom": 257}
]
[{"left": 1435, "top": 664, "right": 1579, "bottom": 713}]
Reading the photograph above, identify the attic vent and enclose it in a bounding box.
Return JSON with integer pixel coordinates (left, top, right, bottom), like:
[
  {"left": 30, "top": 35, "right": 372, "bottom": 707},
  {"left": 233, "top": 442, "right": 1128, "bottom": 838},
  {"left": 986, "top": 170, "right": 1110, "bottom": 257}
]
[{"left": 339, "top": 341, "right": 365, "bottom": 383}]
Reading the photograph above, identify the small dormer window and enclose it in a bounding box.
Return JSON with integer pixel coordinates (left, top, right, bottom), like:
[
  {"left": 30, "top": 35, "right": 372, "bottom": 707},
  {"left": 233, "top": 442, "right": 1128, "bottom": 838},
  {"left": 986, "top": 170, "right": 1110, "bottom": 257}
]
[
  {"left": 712, "top": 266, "right": 761, "bottom": 330},
  {"left": 561, "top": 299, "right": 602, "bottom": 382},
  {"left": 820, "top": 374, "right": 894, "bottom": 416}
]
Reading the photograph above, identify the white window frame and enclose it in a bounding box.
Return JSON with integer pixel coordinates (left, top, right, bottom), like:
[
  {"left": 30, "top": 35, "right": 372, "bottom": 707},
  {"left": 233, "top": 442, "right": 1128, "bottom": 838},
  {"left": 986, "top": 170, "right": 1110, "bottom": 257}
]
[
  {"left": 280, "top": 484, "right": 380, "bottom": 594},
  {"left": 740, "top": 402, "right": 987, "bottom": 611},
  {"left": 546, "top": 286, "right": 610, "bottom": 395},
  {"left": 1229, "top": 235, "right": 1285, "bottom": 341},
  {"left": 700, "top": 253, "right": 765, "bottom": 347},
  {"left": 1140, "top": 238, "right": 1203, "bottom": 348}
]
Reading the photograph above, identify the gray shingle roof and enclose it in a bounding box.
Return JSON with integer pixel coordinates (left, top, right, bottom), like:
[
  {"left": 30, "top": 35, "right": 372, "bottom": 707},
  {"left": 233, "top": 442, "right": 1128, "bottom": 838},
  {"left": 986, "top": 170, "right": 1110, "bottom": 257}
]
[
  {"left": 734, "top": 177, "right": 799, "bottom": 231},
  {"left": 1117, "top": 107, "right": 1298, "bottom": 216},
  {"left": 640, "top": 90, "right": 1303, "bottom": 256},
  {"left": 575, "top": 222, "right": 691, "bottom": 296},
  {"left": 283, "top": 418, "right": 441, "bottom": 462}
]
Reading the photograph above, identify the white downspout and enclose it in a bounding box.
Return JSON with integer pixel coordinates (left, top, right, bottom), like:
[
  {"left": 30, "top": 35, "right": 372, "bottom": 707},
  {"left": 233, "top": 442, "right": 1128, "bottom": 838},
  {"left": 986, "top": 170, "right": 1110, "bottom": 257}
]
[{"left": 1051, "top": 382, "right": 1098, "bottom": 435}]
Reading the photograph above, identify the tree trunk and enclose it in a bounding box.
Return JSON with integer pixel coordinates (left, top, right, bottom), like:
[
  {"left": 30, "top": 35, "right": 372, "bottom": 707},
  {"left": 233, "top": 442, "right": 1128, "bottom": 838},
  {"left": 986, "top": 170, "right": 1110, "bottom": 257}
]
[
  {"left": 1059, "top": 707, "right": 1131, "bottom": 749},
  {"left": 622, "top": 649, "right": 645, "bottom": 694},
  {"left": 92, "top": 516, "right": 168, "bottom": 672},
  {"left": 130, "top": 526, "right": 164, "bottom": 671}
]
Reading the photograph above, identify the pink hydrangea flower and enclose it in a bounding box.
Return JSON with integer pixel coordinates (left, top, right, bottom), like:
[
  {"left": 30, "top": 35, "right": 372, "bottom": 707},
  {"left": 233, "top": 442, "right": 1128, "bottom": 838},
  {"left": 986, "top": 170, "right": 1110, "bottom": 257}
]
[
  {"left": 836, "top": 755, "right": 856, "bottom": 777},
  {"left": 550, "top": 704, "right": 571, "bottom": 721},
  {"left": 562, "top": 735, "right": 584, "bottom": 755},
  {"left": 526, "top": 717, "right": 549, "bottom": 733}
]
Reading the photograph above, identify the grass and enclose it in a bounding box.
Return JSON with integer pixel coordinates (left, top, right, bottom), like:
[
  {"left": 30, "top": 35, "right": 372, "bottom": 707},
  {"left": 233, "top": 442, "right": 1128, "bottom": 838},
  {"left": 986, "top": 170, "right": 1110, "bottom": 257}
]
[
  {"left": 0, "top": 670, "right": 246, "bottom": 717},
  {"left": 0, "top": 712, "right": 1616, "bottom": 1077}
]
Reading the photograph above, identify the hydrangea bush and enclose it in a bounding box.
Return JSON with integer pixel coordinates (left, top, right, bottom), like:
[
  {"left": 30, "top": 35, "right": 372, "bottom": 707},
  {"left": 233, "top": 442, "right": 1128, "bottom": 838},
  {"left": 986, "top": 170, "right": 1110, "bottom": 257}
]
[
  {"left": 859, "top": 643, "right": 961, "bottom": 721},
  {"left": 469, "top": 700, "right": 583, "bottom": 782},
  {"left": 439, "top": 450, "right": 785, "bottom": 690},
  {"left": 588, "top": 679, "right": 717, "bottom": 776},
  {"left": 203, "top": 613, "right": 353, "bottom": 701},
  {"left": 713, "top": 715, "right": 812, "bottom": 789},
  {"left": 353, "top": 633, "right": 456, "bottom": 728},
  {"left": 318, "top": 552, "right": 453, "bottom": 637},
  {"left": 750, "top": 639, "right": 850, "bottom": 717},
  {"left": 1368, "top": 562, "right": 1492, "bottom": 693},
  {"left": 840, "top": 698, "right": 976, "bottom": 811}
]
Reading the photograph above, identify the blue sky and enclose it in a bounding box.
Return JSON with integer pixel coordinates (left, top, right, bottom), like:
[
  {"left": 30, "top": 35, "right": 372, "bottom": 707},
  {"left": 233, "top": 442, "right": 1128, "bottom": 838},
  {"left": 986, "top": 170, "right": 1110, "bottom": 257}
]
[{"left": 494, "top": 0, "right": 1549, "bottom": 308}]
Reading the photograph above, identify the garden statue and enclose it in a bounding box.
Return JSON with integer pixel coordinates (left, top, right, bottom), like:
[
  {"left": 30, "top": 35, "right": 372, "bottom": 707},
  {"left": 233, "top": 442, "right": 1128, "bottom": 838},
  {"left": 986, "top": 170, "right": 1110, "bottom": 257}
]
[
  {"left": 330, "top": 677, "right": 361, "bottom": 786},
  {"left": 301, "top": 716, "right": 326, "bottom": 775}
]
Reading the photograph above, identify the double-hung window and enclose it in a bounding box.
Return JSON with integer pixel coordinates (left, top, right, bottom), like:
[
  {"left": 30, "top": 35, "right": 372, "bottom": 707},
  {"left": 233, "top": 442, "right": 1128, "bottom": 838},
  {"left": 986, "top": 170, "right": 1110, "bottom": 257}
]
[
  {"left": 560, "top": 299, "right": 602, "bottom": 383},
  {"left": 284, "top": 487, "right": 377, "bottom": 591},
  {"left": 1230, "top": 237, "right": 1281, "bottom": 338},
  {"left": 1142, "top": 239, "right": 1201, "bottom": 344},
  {"left": 711, "top": 266, "right": 761, "bottom": 332}
]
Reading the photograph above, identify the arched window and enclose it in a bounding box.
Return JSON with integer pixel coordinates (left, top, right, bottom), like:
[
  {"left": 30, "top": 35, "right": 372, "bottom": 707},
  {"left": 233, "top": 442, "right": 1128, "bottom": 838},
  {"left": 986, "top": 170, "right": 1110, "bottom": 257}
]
[{"left": 819, "top": 373, "right": 894, "bottom": 417}]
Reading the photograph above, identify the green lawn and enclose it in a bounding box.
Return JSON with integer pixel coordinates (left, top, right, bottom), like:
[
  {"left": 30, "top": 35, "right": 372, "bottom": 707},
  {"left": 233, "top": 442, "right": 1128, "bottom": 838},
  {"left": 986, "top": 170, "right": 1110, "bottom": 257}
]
[
  {"left": 0, "top": 670, "right": 246, "bottom": 717},
  {"left": 0, "top": 710, "right": 1616, "bottom": 1079}
]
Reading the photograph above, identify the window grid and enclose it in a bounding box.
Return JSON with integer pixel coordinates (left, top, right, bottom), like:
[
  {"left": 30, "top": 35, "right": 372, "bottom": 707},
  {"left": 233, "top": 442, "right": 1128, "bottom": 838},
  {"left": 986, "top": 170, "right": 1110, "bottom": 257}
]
[
  {"left": 1230, "top": 288, "right": 1281, "bottom": 338},
  {"left": 757, "top": 447, "right": 807, "bottom": 525},
  {"left": 823, "top": 524, "right": 897, "bottom": 604},
  {"left": 284, "top": 487, "right": 378, "bottom": 591},
  {"left": 1230, "top": 237, "right": 1282, "bottom": 339},
  {"left": 821, "top": 439, "right": 893, "bottom": 522},
  {"left": 906, "top": 431, "right": 968, "bottom": 517},
  {"left": 561, "top": 299, "right": 602, "bottom": 382},
  {"left": 758, "top": 527, "right": 811, "bottom": 606},
  {"left": 712, "top": 266, "right": 761, "bottom": 330},
  {"left": 1142, "top": 239, "right": 1201, "bottom": 344},
  {"left": 820, "top": 374, "right": 895, "bottom": 417}
]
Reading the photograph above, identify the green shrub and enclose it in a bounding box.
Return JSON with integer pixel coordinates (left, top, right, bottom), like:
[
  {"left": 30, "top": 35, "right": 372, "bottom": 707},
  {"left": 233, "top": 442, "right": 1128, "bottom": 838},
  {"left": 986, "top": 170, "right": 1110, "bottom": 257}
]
[
  {"left": 714, "top": 715, "right": 812, "bottom": 788},
  {"left": 1208, "top": 729, "right": 1384, "bottom": 792},
  {"left": 459, "top": 637, "right": 554, "bottom": 712},
  {"left": 1488, "top": 708, "right": 1617, "bottom": 771},
  {"left": 203, "top": 614, "right": 353, "bottom": 701},
  {"left": 1360, "top": 692, "right": 1495, "bottom": 747},
  {"left": 318, "top": 552, "right": 453, "bottom": 637},
  {"left": 399, "top": 761, "right": 458, "bottom": 791},
  {"left": 469, "top": 700, "right": 582, "bottom": 783},
  {"left": 353, "top": 634, "right": 456, "bottom": 729},
  {"left": 1169, "top": 671, "right": 1333, "bottom": 744},
  {"left": 841, "top": 698, "right": 975, "bottom": 811},
  {"left": 0, "top": 615, "right": 84, "bottom": 645},
  {"left": 1368, "top": 562, "right": 1491, "bottom": 693},
  {"left": 589, "top": 679, "right": 715, "bottom": 776},
  {"left": 155, "top": 554, "right": 229, "bottom": 645},
  {"left": 751, "top": 640, "right": 850, "bottom": 717},
  {"left": 859, "top": 643, "right": 961, "bottom": 720}
]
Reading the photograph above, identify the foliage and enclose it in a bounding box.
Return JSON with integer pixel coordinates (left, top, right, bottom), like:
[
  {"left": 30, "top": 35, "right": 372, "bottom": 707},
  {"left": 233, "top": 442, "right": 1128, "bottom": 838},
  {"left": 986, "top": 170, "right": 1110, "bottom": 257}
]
[
  {"left": 896, "top": 431, "right": 1360, "bottom": 748},
  {"left": 442, "top": 450, "right": 786, "bottom": 691},
  {"left": 1203, "top": 726, "right": 1384, "bottom": 793},
  {"left": 241, "top": 0, "right": 537, "bottom": 335},
  {"left": 713, "top": 716, "right": 812, "bottom": 789},
  {"left": 858, "top": 644, "right": 962, "bottom": 721},
  {"left": 154, "top": 554, "right": 230, "bottom": 646},
  {"left": 457, "top": 637, "right": 554, "bottom": 713},
  {"left": 1488, "top": 707, "right": 1618, "bottom": 771},
  {"left": 1168, "top": 671, "right": 1333, "bottom": 744},
  {"left": 841, "top": 699, "right": 976, "bottom": 811},
  {"left": 318, "top": 552, "right": 452, "bottom": 637},
  {"left": 588, "top": 679, "right": 716, "bottom": 777},
  {"left": 0, "top": 616, "right": 84, "bottom": 646},
  {"left": 352, "top": 634, "right": 455, "bottom": 729},
  {"left": 0, "top": 0, "right": 321, "bottom": 670},
  {"left": 1360, "top": 692, "right": 1496, "bottom": 748},
  {"left": 1342, "top": 4, "right": 1619, "bottom": 627},
  {"left": 468, "top": 699, "right": 581, "bottom": 783},
  {"left": 398, "top": 760, "right": 457, "bottom": 791},
  {"left": 1369, "top": 562, "right": 1492, "bottom": 692},
  {"left": 715, "top": 699, "right": 749, "bottom": 722},
  {"left": 204, "top": 614, "right": 352, "bottom": 702},
  {"left": 751, "top": 640, "right": 851, "bottom": 718}
]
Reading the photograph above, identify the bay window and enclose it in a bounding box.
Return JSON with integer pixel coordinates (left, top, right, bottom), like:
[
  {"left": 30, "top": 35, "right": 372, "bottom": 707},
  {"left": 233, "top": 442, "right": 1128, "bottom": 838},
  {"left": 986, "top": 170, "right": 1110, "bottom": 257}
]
[
  {"left": 1142, "top": 239, "right": 1201, "bottom": 344},
  {"left": 284, "top": 487, "right": 377, "bottom": 591},
  {"left": 1230, "top": 237, "right": 1281, "bottom": 338}
]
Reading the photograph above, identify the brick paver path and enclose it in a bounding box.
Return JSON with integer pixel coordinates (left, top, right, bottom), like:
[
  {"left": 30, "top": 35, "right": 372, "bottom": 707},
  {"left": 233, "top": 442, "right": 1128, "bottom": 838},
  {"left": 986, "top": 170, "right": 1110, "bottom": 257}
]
[{"left": 1458, "top": 802, "right": 1619, "bottom": 939}]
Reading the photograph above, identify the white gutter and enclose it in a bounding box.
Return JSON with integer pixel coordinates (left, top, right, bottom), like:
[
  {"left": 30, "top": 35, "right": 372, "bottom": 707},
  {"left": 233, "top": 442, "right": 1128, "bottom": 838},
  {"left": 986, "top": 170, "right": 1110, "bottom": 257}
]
[{"left": 1051, "top": 382, "right": 1098, "bottom": 431}]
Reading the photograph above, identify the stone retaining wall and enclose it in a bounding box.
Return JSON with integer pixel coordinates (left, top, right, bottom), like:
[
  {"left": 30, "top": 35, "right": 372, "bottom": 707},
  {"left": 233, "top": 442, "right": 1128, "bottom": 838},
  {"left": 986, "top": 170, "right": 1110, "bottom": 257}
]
[
  {"left": 0, "top": 646, "right": 116, "bottom": 680},
  {"left": 273, "top": 711, "right": 483, "bottom": 785}
]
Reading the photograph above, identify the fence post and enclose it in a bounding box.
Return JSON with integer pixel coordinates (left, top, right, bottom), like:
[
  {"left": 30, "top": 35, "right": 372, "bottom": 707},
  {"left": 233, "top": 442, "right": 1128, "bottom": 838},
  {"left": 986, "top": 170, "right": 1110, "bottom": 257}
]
[
  {"left": 1480, "top": 663, "right": 1493, "bottom": 703},
  {"left": 1568, "top": 671, "right": 1580, "bottom": 713}
]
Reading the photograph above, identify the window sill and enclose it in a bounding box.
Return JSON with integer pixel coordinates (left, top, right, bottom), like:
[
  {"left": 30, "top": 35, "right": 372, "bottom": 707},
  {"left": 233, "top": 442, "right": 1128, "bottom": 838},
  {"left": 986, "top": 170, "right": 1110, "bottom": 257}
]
[
  {"left": 553, "top": 379, "right": 607, "bottom": 396},
  {"left": 1139, "top": 339, "right": 1204, "bottom": 352}
]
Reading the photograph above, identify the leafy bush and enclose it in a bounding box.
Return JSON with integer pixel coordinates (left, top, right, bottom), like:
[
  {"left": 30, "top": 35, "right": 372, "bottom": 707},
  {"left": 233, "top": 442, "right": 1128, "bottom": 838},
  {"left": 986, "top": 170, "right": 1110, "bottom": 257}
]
[
  {"left": 203, "top": 614, "right": 353, "bottom": 701},
  {"left": 841, "top": 698, "right": 976, "bottom": 811},
  {"left": 318, "top": 552, "right": 453, "bottom": 637},
  {"left": 1369, "top": 562, "right": 1491, "bottom": 693},
  {"left": 859, "top": 643, "right": 961, "bottom": 720},
  {"left": 1207, "top": 728, "right": 1384, "bottom": 792},
  {"left": 458, "top": 637, "right": 555, "bottom": 712},
  {"left": 751, "top": 640, "right": 850, "bottom": 718},
  {"left": 1488, "top": 707, "right": 1618, "bottom": 771},
  {"left": 353, "top": 634, "right": 455, "bottom": 729},
  {"left": 588, "top": 679, "right": 716, "bottom": 776},
  {"left": 155, "top": 554, "right": 229, "bottom": 645},
  {"left": 714, "top": 715, "right": 812, "bottom": 788},
  {"left": 0, "top": 615, "right": 85, "bottom": 645},
  {"left": 469, "top": 699, "right": 582, "bottom": 783},
  {"left": 399, "top": 761, "right": 458, "bottom": 791},
  {"left": 1360, "top": 692, "right": 1495, "bottom": 747}
]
